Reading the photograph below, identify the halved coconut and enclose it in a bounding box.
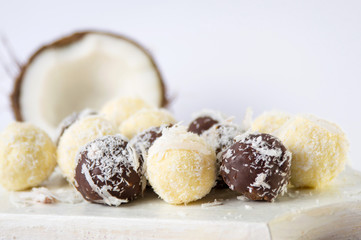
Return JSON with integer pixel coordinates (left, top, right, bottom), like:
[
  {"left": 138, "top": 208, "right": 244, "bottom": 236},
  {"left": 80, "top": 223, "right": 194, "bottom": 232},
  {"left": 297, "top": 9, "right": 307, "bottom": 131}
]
[{"left": 11, "top": 31, "right": 167, "bottom": 135}]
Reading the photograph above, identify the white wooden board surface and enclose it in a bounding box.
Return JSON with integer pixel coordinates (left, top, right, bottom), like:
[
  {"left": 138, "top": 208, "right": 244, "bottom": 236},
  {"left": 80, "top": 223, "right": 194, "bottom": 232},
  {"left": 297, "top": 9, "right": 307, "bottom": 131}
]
[{"left": 1, "top": 166, "right": 361, "bottom": 240}]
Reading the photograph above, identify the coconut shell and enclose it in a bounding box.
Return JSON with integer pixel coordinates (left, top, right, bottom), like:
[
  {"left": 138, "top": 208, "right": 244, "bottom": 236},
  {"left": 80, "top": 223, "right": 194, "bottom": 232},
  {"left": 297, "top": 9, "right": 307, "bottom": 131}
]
[{"left": 10, "top": 31, "right": 168, "bottom": 122}]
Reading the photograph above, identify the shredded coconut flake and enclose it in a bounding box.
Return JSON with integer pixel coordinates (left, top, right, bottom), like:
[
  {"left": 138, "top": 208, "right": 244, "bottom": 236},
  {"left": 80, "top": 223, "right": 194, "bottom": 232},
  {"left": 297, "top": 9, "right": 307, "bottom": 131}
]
[
  {"left": 236, "top": 195, "right": 249, "bottom": 201},
  {"left": 10, "top": 187, "right": 83, "bottom": 207},
  {"left": 244, "top": 204, "right": 253, "bottom": 210},
  {"left": 251, "top": 173, "right": 271, "bottom": 189},
  {"left": 242, "top": 107, "right": 253, "bottom": 131},
  {"left": 148, "top": 125, "right": 213, "bottom": 159},
  {"left": 201, "top": 199, "right": 223, "bottom": 208}
]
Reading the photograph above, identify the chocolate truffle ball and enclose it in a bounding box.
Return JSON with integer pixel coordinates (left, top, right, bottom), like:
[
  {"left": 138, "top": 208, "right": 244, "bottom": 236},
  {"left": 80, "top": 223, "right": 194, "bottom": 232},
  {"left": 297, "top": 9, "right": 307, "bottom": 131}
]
[
  {"left": 188, "top": 110, "right": 226, "bottom": 135},
  {"left": 188, "top": 117, "right": 218, "bottom": 135},
  {"left": 129, "top": 124, "right": 171, "bottom": 166},
  {"left": 220, "top": 133, "right": 291, "bottom": 202},
  {"left": 202, "top": 122, "right": 244, "bottom": 187},
  {"left": 74, "top": 135, "right": 145, "bottom": 206},
  {"left": 55, "top": 109, "right": 97, "bottom": 145},
  {"left": 202, "top": 122, "right": 244, "bottom": 158}
]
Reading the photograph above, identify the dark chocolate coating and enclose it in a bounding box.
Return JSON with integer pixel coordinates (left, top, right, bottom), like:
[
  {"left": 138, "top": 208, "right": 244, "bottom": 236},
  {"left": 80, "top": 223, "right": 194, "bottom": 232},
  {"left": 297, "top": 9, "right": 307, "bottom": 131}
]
[
  {"left": 188, "top": 116, "right": 218, "bottom": 135},
  {"left": 202, "top": 123, "right": 243, "bottom": 188},
  {"left": 129, "top": 124, "right": 171, "bottom": 166},
  {"left": 220, "top": 133, "right": 291, "bottom": 202},
  {"left": 74, "top": 135, "right": 144, "bottom": 206},
  {"left": 211, "top": 124, "right": 241, "bottom": 156}
]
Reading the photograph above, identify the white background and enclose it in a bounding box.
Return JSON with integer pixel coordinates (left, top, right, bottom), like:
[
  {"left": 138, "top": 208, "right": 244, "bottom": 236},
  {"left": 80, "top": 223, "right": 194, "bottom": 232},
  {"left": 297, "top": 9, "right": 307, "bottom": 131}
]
[{"left": 0, "top": 1, "right": 360, "bottom": 169}]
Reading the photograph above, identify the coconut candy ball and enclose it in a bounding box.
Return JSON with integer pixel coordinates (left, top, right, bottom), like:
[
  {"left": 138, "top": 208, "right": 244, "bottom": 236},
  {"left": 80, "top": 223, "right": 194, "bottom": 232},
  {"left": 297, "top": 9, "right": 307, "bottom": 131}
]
[
  {"left": 202, "top": 122, "right": 244, "bottom": 187},
  {"left": 188, "top": 110, "right": 226, "bottom": 135},
  {"left": 100, "top": 97, "right": 151, "bottom": 128},
  {"left": 252, "top": 111, "right": 292, "bottom": 134},
  {"left": 0, "top": 122, "right": 57, "bottom": 191},
  {"left": 120, "top": 108, "right": 176, "bottom": 139},
  {"left": 202, "top": 122, "right": 244, "bottom": 161},
  {"left": 276, "top": 115, "right": 349, "bottom": 188},
  {"left": 188, "top": 116, "right": 218, "bottom": 135},
  {"left": 128, "top": 124, "right": 171, "bottom": 168},
  {"left": 221, "top": 133, "right": 291, "bottom": 202},
  {"left": 55, "top": 109, "right": 97, "bottom": 145},
  {"left": 147, "top": 126, "right": 216, "bottom": 204},
  {"left": 74, "top": 135, "right": 145, "bottom": 206},
  {"left": 57, "top": 116, "right": 119, "bottom": 182}
]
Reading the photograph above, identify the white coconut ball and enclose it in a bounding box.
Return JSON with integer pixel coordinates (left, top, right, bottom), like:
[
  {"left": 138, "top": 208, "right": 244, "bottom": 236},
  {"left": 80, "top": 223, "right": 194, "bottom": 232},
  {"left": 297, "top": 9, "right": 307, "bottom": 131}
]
[
  {"left": 147, "top": 126, "right": 216, "bottom": 204},
  {"left": 100, "top": 97, "right": 151, "bottom": 128},
  {"left": 120, "top": 108, "right": 176, "bottom": 139},
  {"left": 0, "top": 122, "right": 57, "bottom": 191},
  {"left": 276, "top": 115, "right": 349, "bottom": 188}
]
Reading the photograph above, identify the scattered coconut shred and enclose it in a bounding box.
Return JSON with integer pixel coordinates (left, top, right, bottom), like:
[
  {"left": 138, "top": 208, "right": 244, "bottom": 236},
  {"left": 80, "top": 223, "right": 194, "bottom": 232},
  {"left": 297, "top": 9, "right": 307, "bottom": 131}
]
[
  {"left": 10, "top": 187, "right": 83, "bottom": 208},
  {"left": 148, "top": 125, "right": 213, "bottom": 157},
  {"left": 201, "top": 199, "right": 223, "bottom": 208},
  {"left": 244, "top": 205, "right": 253, "bottom": 210},
  {"left": 237, "top": 195, "right": 249, "bottom": 201},
  {"left": 242, "top": 107, "right": 253, "bottom": 130}
]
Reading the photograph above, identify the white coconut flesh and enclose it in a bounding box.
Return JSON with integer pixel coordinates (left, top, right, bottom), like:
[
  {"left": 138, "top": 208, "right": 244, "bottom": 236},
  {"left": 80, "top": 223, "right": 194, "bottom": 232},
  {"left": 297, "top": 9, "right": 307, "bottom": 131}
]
[{"left": 19, "top": 33, "right": 164, "bottom": 136}]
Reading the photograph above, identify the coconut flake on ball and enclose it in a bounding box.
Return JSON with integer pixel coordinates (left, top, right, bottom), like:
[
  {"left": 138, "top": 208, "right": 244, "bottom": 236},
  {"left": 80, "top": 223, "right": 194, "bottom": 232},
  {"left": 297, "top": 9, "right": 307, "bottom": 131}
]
[
  {"left": 241, "top": 107, "right": 253, "bottom": 131},
  {"left": 149, "top": 125, "right": 213, "bottom": 157}
]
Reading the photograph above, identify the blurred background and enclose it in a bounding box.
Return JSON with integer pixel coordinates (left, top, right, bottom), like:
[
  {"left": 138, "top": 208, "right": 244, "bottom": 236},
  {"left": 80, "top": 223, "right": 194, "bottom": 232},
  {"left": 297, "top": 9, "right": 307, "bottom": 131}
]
[{"left": 0, "top": 1, "right": 360, "bottom": 169}]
